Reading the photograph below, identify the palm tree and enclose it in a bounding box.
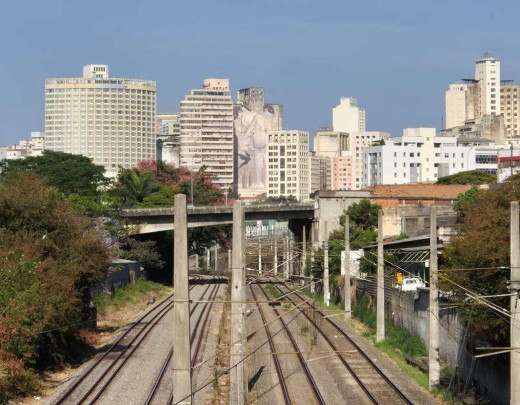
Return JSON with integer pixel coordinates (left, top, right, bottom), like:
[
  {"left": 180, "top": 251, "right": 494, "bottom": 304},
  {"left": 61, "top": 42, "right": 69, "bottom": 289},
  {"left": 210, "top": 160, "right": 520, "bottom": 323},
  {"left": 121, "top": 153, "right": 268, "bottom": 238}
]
[{"left": 119, "top": 169, "right": 159, "bottom": 207}]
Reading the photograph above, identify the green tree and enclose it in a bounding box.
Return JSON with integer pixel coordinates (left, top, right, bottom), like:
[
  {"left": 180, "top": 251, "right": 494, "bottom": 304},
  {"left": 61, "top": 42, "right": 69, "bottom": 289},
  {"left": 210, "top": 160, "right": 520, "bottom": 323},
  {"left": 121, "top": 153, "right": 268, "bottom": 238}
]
[
  {"left": 118, "top": 238, "right": 164, "bottom": 274},
  {"left": 0, "top": 150, "right": 108, "bottom": 196},
  {"left": 442, "top": 174, "right": 520, "bottom": 344},
  {"left": 115, "top": 169, "right": 159, "bottom": 207},
  {"left": 0, "top": 174, "right": 110, "bottom": 401},
  {"left": 436, "top": 169, "right": 496, "bottom": 185}
]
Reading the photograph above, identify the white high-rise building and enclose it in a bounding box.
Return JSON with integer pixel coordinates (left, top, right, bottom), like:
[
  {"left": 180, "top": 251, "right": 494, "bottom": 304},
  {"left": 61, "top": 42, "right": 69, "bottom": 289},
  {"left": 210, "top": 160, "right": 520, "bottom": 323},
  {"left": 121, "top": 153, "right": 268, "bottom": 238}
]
[
  {"left": 363, "top": 128, "right": 498, "bottom": 186},
  {"left": 179, "top": 79, "right": 234, "bottom": 190},
  {"left": 267, "top": 130, "right": 310, "bottom": 201},
  {"left": 348, "top": 131, "right": 389, "bottom": 189},
  {"left": 475, "top": 52, "right": 500, "bottom": 116},
  {"left": 44, "top": 64, "right": 156, "bottom": 177},
  {"left": 156, "top": 113, "right": 180, "bottom": 166},
  {"left": 332, "top": 97, "right": 366, "bottom": 133},
  {"left": 445, "top": 53, "right": 501, "bottom": 130}
]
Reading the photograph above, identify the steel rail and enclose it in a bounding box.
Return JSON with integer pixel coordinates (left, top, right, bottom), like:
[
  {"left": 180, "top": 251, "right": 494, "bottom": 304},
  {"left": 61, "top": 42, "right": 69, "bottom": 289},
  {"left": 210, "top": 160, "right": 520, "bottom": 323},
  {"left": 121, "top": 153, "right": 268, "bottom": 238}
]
[
  {"left": 277, "top": 284, "right": 413, "bottom": 405},
  {"left": 249, "top": 285, "right": 292, "bottom": 405},
  {"left": 256, "top": 284, "right": 326, "bottom": 405}
]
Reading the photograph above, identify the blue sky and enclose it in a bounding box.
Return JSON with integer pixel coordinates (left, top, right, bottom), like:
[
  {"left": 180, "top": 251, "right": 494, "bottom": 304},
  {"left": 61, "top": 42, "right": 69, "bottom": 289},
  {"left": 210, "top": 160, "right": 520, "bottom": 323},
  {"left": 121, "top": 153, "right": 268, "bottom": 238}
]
[{"left": 1, "top": 0, "right": 519, "bottom": 145}]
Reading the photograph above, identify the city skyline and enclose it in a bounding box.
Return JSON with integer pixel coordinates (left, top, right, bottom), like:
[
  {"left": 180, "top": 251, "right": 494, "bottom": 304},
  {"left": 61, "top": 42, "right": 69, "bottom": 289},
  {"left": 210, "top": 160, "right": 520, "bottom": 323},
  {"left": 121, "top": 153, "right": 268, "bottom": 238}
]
[{"left": 1, "top": 1, "right": 520, "bottom": 145}]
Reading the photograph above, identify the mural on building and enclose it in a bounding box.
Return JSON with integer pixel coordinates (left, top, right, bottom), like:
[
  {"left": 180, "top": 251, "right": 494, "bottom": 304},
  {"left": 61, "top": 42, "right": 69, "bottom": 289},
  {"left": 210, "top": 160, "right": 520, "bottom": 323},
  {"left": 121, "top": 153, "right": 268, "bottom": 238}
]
[{"left": 234, "top": 87, "right": 282, "bottom": 198}]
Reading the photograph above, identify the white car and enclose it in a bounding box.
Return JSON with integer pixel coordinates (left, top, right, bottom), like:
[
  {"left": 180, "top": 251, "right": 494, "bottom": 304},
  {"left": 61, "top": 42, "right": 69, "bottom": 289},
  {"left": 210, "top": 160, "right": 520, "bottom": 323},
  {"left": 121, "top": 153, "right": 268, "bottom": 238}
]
[{"left": 397, "top": 277, "right": 425, "bottom": 292}]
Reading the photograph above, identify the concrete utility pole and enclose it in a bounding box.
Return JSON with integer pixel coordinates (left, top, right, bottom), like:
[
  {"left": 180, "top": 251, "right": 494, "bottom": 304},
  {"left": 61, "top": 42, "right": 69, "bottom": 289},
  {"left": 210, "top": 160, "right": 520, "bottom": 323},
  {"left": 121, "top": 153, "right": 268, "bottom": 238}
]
[
  {"left": 228, "top": 249, "right": 232, "bottom": 272},
  {"left": 273, "top": 234, "right": 278, "bottom": 276},
  {"left": 324, "top": 221, "right": 330, "bottom": 307},
  {"left": 214, "top": 244, "right": 219, "bottom": 272},
  {"left": 302, "top": 225, "right": 307, "bottom": 285},
  {"left": 344, "top": 215, "right": 352, "bottom": 320},
  {"left": 376, "top": 209, "right": 385, "bottom": 342},
  {"left": 310, "top": 222, "right": 315, "bottom": 293},
  {"left": 428, "top": 206, "right": 440, "bottom": 389},
  {"left": 172, "top": 194, "right": 192, "bottom": 404},
  {"left": 206, "top": 247, "right": 210, "bottom": 272},
  {"left": 194, "top": 254, "right": 199, "bottom": 272},
  {"left": 511, "top": 201, "right": 520, "bottom": 405},
  {"left": 230, "top": 201, "right": 245, "bottom": 405}
]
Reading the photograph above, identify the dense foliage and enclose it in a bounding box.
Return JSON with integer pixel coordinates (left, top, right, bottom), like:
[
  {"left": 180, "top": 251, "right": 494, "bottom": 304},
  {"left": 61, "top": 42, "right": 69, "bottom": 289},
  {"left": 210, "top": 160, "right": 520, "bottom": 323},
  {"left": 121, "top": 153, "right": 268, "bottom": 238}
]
[
  {"left": 0, "top": 174, "right": 110, "bottom": 402},
  {"left": 436, "top": 170, "right": 496, "bottom": 185},
  {"left": 442, "top": 174, "right": 520, "bottom": 345},
  {"left": 310, "top": 199, "right": 380, "bottom": 297}
]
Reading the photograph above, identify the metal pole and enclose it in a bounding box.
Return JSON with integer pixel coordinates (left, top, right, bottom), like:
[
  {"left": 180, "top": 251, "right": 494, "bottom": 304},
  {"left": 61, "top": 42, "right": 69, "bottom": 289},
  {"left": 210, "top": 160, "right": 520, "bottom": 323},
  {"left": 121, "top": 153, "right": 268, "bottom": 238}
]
[
  {"left": 258, "top": 237, "right": 262, "bottom": 275},
  {"left": 214, "top": 244, "right": 218, "bottom": 272},
  {"left": 376, "top": 209, "right": 385, "bottom": 342},
  {"left": 511, "top": 201, "right": 520, "bottom": 405},
  {"left": 310, "top": 221, "right": 315, "bottom": 294},
  {"left": 324, "top": 221, "right": 330, "bottom": 307},
  {"left": 429, "top": 206, "right": 440, "bottom": 389},
  {"left": 172, "top": 194, "right": 192, "bottom": 404},
  {"left": 302, "top": 225, "right": 307, "bottom": 285},
  {"left": 285, "top": 237, "right": 290, "bottom": 279},
  {"left": 344, "top": 215, "right": 352, "bottom": 320},
  {"left": 230, "top": 201, "right": 245, "bottom": 405},
  {"left": 273, "top": 233, "right": 278, "bottom": 276}
]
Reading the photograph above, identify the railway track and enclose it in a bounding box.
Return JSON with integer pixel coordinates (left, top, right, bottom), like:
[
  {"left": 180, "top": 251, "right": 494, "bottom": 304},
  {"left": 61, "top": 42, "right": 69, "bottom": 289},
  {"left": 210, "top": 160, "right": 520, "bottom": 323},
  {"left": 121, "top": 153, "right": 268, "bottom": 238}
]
[
  {"left": 275, "top": 283, "right": 414, "bottom": 405},
  {"left": 252, "top": 284, "right": 326, "bottom": 405},
  {"left": 144, "top": 283, "right": 222, "bottom": 405},
  {"left": 54, "top": 284, "right": 209, "bottom": 405}
]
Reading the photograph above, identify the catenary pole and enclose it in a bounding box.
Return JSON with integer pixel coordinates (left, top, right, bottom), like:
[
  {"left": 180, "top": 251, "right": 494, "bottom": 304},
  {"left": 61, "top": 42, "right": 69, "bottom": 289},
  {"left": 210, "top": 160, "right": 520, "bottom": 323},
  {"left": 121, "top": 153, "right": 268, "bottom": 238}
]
[
  {"left": 344, "top": 215, "right": 352, "bottom": 320},
  {"left": 428, "top": 206, "right": 440, "bottom": 389},
  {"left": 230, "top": 201, "right": 245, "bottom": 405},
  {"left": 376, "top": 209, "right": 385, "bottom": 342},
  {"left": 323, "top": 221, "right": 330, "bottom": 306},
  {"left": 511, "top": 201, "right": 520, "bottom": 405},
  {"left": 172, "top": 194, "right": 192, "bottom": 404}
]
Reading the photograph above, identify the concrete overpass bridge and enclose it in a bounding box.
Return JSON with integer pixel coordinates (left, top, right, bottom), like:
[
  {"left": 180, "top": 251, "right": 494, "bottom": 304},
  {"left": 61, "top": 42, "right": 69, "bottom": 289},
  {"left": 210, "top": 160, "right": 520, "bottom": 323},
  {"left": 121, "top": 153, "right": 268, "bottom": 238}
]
[{"left": 121, "top": 202, "right": 316, "bottom": 235}]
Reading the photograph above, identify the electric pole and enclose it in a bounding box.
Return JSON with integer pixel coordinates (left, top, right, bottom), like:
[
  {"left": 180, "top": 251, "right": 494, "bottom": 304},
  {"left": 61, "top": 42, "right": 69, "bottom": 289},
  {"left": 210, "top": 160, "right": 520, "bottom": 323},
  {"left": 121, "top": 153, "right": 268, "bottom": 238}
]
[
  {"left": 376, "top": 209, "right": 385, "bottom": 342},
  {"left": 511, "top": 201, "right": 520, "bottom": 404},
  {"left": 344, "top": 214, "right": 352, "bottom": 320},
  {"left": 172, "top": 194, "right": 192, "bottom": 404},
  {"left": 429, "top": 206, "right": 440, "bottom": 389}
]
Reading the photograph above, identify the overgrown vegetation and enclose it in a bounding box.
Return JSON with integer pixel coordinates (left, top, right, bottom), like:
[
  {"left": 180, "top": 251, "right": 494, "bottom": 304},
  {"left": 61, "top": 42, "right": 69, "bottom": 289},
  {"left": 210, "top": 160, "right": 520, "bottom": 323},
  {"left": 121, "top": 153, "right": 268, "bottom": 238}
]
[
  {"left": 0, "top": 174, "right": 110, "bottom": 403},
  {"left": 437, "top": 169, "right": 496, "bottom": 185},
  {"left": 442, "top": 174, "right": 520, "bottom": 346}
]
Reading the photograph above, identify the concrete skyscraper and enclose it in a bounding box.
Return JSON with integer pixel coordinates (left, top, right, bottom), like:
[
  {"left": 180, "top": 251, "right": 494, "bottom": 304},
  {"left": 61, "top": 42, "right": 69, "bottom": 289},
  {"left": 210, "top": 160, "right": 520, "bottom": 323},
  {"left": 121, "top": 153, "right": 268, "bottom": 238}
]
[
  {"left": 332, "top": 97, "right": 366, "bottom": 133},
  {"left": 44, "top": 64, "right": 156, "bottom": 177},
  {"left": 267, "top": 130, "right": 310, "bottom": 201},
  {"left": 179, "top": 79, "right": 234, "bottom": 190}
]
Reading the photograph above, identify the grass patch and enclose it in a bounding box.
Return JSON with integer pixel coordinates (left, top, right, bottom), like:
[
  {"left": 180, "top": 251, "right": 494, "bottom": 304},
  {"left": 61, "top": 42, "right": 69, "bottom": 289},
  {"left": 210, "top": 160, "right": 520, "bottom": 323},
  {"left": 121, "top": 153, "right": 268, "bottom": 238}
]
[{"left": 94, "top": 279, "right": 170, "bottom": 316}]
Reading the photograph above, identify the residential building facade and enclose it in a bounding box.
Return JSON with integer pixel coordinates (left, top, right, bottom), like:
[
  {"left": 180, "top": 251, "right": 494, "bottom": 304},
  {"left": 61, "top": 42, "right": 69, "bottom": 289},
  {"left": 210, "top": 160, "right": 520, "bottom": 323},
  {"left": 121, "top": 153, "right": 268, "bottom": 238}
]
[
  {"left": 2, "top": 132, "right": 45, "bottom": 160},
  {"left": 314, "top": 129, "right": 349, "bottom": 159},
  {"left": 332, "top": 97, "right": 366, "bottom": 133},
  {"left": 267, "top": 130, "right": 310, "bottom": 201},
  {"left": 363, "top": 128, "right": 498, "bottom": 186},
  {"left": 156, "top": 113, "right": 180, "bottom": 166},
  {"left": 44, "top": 65, "right": 156, "bottom": 177},
  {"left": 348, "top": 131, "right": 389, "bottom": 189},
  {"left": 179, "top": 78, "right": 234, "bottom": 190}
]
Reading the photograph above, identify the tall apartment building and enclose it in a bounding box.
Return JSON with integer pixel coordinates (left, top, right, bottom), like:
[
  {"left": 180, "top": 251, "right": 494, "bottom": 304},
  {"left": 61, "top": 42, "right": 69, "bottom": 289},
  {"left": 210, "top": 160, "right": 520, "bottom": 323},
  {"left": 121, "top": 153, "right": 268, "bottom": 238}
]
[
  {"left": 179, "top": 79, "right": 234, "bottom": 190},
  {"left": 309, "top": 152, "right": 321, "bottom": 194},
  {"left": 446, "top": 53, "right": 520, "bottom": 138},
  {"left": 348, "top": 131, "right": 389, "bottom": 189},
  {"left": 314, "top": 129, "right": 349, "bottom": 158},
  {"left": 267, "top": 130, "right": 310, "bottom": 201},
  {"left": 363, "top": 128, "right": 498, "bottom": 186},
  {"left": 331, "top": 151, "right": 355, "bottom": 190},
  {"left": 44, "top": 65, "right": 156, "bottom": 177},
  {"left": 475, "top": 52, "right": 500, "bottom": 116},
  {"left": 156, "top": 113, "right": 180, "bottom": 166},
  {"left": 332, "top": 97, "right": 366, "bottom": 133},
  {"left": 500, "top": 81, "right": 520, "bottom": 137}
]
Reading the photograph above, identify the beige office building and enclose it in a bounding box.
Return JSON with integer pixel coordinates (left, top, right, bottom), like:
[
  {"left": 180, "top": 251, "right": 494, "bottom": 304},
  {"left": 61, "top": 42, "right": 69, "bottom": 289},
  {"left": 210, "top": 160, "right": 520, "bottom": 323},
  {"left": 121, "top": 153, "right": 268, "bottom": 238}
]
[
  {"left": 501, "top": 82, "right": 520, "bottom": 137},
  {"left": 156, "top": 113, "right": 180, "bottom": 166},
  {"left": 267, "top": 130, "right": 310, "bottom": 201},
  {"left": 179, "top": 79, "right": 234, "bottom": 190},
  {"left": 332, "top": 97, "right": 366, "bottom": 133},
  {"left": 44, "top": 64, "right": 156, "bottom": 177}
]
